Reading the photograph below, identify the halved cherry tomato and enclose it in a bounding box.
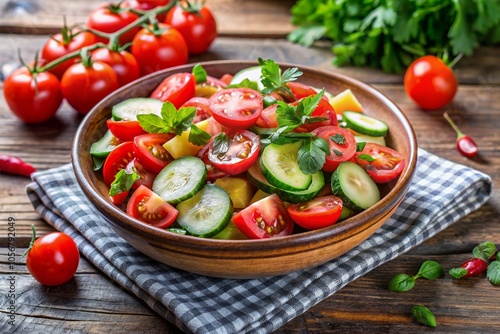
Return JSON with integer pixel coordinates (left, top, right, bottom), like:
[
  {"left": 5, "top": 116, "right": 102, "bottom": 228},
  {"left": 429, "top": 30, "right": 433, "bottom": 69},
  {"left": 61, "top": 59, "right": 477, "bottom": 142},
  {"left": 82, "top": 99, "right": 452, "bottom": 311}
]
[
  {"left": 312, "top": 126, "right": 356, "bottom": 172},
  {"left": 102, "top": 141, "right": 134, "bottom": 185},
  {"left": 233, "top": 194, "right": 294, "bottom": 239},
  {"left": 209, "top": 88, "right": 263, "bottom": 129},
  {"left": 126, "top": 185, "right": 178, "bottom": 229},
  {"left": 287, "top": 196, "right": 343, "bottom": 230},
  {"left": 287, "top": 82, "right": 329, "bottom": 102},
  {"left": 196, "top": 142, "right": 228, "bottom": 182},
  {"left": 208, "top": 130, "right": 260, "bottom": 175},
  {"left": 110, "top": 190, "right": 129, "bottom": 205},
  {"left": 355, "top": 143, "right": 406, "bottom": 183},
  {"left": 133, "top": 133, "right": 174, "bottom": 174},
  {"left": 106, "top": 119, "right": 147, "bottom": 142},
  {"left": 150, "top": 72, "right": 196, "bottom": 108},
  {"left": 181, "top": 97, "right": 212, "bottom": 123},
  {"left": 126, "top": 158, "right": 155, "bottom": 189},
  {"left": 219, "top": 74, "right": 233, "bottom": 86},
  {"left": 256, "top": 104, "right": 278, "bottom": 128}
]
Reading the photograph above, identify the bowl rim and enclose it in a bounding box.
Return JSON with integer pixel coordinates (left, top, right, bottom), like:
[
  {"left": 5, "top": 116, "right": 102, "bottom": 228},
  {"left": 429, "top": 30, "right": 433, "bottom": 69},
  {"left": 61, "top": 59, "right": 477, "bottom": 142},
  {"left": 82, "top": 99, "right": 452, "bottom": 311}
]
[{"left": 72, "top": 59, "right": 418, "bottom": 252}]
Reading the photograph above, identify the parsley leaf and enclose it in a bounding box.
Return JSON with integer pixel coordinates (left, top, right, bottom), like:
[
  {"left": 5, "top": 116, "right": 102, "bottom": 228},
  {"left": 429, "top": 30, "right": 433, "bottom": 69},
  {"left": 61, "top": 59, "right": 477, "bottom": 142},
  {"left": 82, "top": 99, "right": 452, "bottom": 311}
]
[{"left": 258, "top": 58, "right": 302, "bottom": 98}]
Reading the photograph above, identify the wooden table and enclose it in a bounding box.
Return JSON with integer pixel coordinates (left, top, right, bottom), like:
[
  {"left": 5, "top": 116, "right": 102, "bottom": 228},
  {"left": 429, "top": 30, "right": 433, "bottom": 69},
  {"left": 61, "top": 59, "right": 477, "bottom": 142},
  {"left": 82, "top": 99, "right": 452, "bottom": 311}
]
[{"left": 1, "top": 0, "right": 499, "bottom": 332}]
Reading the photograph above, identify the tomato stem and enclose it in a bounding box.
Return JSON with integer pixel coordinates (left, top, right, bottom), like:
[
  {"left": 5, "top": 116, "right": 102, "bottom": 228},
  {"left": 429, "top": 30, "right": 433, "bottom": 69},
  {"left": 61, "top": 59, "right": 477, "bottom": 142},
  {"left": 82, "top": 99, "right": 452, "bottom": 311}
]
[
  {"left": 443, "top": 112, "right": 464, "bottom": 138},
  {"left": 21, "top": 224, "right": 37, "bottom": 258}
]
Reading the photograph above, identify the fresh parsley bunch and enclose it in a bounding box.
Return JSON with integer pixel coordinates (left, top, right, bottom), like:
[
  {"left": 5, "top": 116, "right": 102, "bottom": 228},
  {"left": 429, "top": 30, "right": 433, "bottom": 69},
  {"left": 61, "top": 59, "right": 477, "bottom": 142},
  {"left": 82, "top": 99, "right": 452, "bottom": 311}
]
[{"left": 287, "top": 0, "right": 500, "bottom": 73}]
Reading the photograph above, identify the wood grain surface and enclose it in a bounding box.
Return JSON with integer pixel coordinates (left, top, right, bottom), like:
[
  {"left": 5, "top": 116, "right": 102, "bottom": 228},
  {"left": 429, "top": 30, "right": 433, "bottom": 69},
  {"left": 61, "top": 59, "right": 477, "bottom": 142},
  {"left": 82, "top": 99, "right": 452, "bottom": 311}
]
[{"left": 0, "top": 0, "right": 499, "bottom": 333}]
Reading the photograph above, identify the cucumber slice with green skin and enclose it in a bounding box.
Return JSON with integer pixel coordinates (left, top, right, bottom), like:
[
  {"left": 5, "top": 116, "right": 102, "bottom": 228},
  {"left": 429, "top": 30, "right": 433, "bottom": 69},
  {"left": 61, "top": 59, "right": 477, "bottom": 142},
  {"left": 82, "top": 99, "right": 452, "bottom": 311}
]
[
  {"left": 229, "top": 65, "right": 264, "bottom": 91},
  {"left": 152, "top": 156, "right": 206, "bottom": 204},
  {"left": 247, "top": 163, "right": 325, "bottom": 203},
  {"left": 343, "top": 111, "right": 389, "bottom": 137},
  {"left": 90, "top": 130, "right": 120, "bottom": 157},
  {"left": 260, "top": 141, "right": 312, "bottom": 191},
  {"left": 331, "top": 161, "right": 380, "bottom": 211},
  {"left": 354, "top": 133, "right": 386, "bottom": 147},
  {"left": 176, "top": 184, "right": 233, "bottom": 238},
  {"left": 111, "top": 97, "right": 164, "bottom": 121}
]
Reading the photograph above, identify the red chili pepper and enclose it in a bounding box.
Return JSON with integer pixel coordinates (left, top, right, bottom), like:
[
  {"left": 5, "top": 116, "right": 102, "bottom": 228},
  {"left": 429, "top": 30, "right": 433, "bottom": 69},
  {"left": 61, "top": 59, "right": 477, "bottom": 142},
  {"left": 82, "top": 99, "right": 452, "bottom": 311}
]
[
  {"left": 449, "top": 258, "right": 488, "bottom": 279},
  {"left": 443, "top": 112, "right": 478, "bottom": 157},
  {"left": 0, "top": 154, "right": 36, "bottom": 177}
]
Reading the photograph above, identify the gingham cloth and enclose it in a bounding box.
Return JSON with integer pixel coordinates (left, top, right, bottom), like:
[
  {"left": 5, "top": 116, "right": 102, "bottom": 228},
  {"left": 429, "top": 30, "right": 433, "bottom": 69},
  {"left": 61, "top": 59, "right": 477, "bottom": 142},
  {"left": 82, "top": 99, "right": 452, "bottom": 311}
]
[{"left": 26, "top": 148, "right": 492, "bottom": 334}]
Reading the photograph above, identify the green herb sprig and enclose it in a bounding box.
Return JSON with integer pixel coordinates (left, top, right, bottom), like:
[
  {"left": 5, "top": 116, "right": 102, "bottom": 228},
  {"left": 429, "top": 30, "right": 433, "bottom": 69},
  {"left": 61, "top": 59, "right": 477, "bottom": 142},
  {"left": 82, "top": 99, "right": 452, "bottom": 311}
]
[{"left": 388, "top": 260, "right": 443, "bottom": 292}]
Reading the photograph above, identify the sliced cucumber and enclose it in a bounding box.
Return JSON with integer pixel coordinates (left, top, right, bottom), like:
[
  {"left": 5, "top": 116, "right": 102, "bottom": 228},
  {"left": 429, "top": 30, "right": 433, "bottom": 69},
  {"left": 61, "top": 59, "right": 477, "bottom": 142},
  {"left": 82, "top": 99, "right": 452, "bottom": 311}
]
[
  {"left": 176, "top": 184, "right": 233, "bottom": 237},
  {"left": 111, "top": 97, "right": 163, "bottom": 121},
  {"left": 152, "top": 156, "right": 206, "bottom": 204},
  {"left": 353, "top": 133, "right": 386, "bottom": 147},
  {"left": 260, "top": 141, "right": 312, "bottom": 191},
  {"left": 343, "top": 111, "right": 388, "bottom": 137},
  {"left": 331, "top": 161, "right": 380, "bottom": 211},
  {"left": 90, "top": 130, "right": 120, "bottom": 157},
  {"left": 247, "top": 163, "right": 325, "bottom": 203},
  {"left": 230, "top": 65, "right": 264, "bottom": 91}
]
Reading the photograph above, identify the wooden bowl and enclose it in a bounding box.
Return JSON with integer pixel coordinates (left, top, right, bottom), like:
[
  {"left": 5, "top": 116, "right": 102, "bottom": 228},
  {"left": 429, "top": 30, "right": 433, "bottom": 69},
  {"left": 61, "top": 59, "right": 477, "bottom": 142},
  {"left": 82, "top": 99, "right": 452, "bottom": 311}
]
[{"left": 72, "top": 60, "right": 417, "bottom": 279}]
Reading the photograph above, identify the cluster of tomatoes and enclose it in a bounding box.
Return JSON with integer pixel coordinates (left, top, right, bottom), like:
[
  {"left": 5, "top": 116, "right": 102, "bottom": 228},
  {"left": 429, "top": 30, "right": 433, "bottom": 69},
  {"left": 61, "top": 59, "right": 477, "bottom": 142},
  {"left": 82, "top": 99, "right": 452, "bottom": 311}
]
[{"left": 3, "top": 0, "right": 217, "bottom": 123}]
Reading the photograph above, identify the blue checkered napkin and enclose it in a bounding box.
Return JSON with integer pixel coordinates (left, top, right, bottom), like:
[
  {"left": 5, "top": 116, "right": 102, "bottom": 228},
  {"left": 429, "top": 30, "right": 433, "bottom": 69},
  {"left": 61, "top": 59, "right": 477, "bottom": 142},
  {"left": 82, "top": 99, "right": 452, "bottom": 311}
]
[{"left": 26, "top": 148, "right": 491, "bottom": 334}]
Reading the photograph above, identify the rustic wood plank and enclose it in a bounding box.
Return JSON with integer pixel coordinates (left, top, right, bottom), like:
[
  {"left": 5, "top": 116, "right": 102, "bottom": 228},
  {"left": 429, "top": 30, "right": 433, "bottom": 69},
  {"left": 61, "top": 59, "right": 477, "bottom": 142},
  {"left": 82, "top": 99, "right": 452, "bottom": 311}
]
[{"left": 0, "top": 0, "right": 296, "bottom": 37}]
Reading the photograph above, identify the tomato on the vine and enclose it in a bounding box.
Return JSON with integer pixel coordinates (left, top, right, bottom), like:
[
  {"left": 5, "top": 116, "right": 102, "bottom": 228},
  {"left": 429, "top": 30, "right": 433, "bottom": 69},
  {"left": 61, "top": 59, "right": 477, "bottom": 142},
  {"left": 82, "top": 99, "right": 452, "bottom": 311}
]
[
  {"left": 41, "top": 28, "right": 97, "bottom": 79},
  {"left": 24, "top": 226, "right": 80, "bottom": 286},
  {"left": 131, "top": 23, "right": 188, "bottom": 76},
  {"left": 164, "top": 2, "right": 217, "bottom": 55},
  {"left": 3, "top": 67, "right": 63, "bottom": 123},
  {"left": 86, "top": 4, "right": 140, "bottom": 45},
  {"left": 61, "top": 54, "right": 119, "bottom": 115},
  {"left": 91, "top": 48, "right": 140, "bottom": 87},
  {"left": 404, "top": 55, "right": 458, "bottom": 110}
]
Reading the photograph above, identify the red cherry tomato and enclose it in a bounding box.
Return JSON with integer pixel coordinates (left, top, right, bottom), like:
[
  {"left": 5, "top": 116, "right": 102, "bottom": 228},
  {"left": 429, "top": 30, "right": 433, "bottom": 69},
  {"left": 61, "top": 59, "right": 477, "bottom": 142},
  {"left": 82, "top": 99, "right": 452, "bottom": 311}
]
[
  {"left": 126, "top": 185, "right": 178, "bottom": 228},
  {"left": 102, "top": 141, "right": 135, "bottom": 185},
  {"left": 25, "top": 228, "right": 80, "bottom": 286},
  {"left": 181, "top": 97, "right": 212, "bottom": 123},
  {"left": 293, "top": 98, "right": 338, "bottom": 132},
  {"left": 3, "top": 67, "right": 63, "bottom": 123},
  {"left": 256, "top": 104, "right": 278, "bottom": 128},
  {"left": 86, "top": 4, "right": 140, "bottom": 45},
  {"left": 354, "top": 143, "right": 406, "bottom": 183},
  {"left": 133, "top": 133, "right": 174, "bottom": 174},
  {"left": 41, "top": 29, "right": 97, "bottom": 79},
  {"left": 164, "top": 3, "right": 217, "bottom": 55},
  {"left": 150, "top": 72, "right": 195, "bottom": 108},
  {"left": 195, "top": 142, "right": 228, "bottom": 182},
  {"left": 121, "top": 0, "right": 169, "bottom": 21},
  {"left": 91, "top": 48, "right": 140, "bottom": 87},
  {"left": 209, "top": 88, "right": 263, "bottom": 129},
  {"left": 131, "top": 23, "right": 188, "bottom": 76},
  {"left": 287, "top": 195, "right": 343, "bottom": 230},
  {"left": 208, "top": 130, "right": 260, "bottom": 175},
  {"left": 61, "top": 61, "right": 119, "bottom": 114},
  {"left": 312, "top": 126, "right": 357, "bottom": 172},
  {"left": 219, "top": 74, "right": 233, "bottom": 86},
  {"left": 106, "top": 119, "right": 147, "bottom": 142},
  {"left": 287, "top": 82, "right": 330, "bottom": 102},
  {"left": 233, "top": 194, "right": 294, "bottom": 239},
  {"left": 126, "top": 158, "right": 156, "bottom": 189},
  {"left": 404, "top": 55, "right": 458, "bottom": 110}
]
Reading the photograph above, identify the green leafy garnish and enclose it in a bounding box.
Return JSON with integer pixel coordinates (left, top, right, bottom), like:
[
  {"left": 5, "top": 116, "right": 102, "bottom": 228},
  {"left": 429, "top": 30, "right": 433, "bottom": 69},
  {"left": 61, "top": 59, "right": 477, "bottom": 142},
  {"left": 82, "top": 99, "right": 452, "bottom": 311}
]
[
  {"left": 109, "top": 169, "right": 140, "bottom": 196},
  {"left": 412, "top": 305, "right": 437, "bottom": 328},
  {"left": 297, "top": 137, "right": 329, "bottom": 175},
  {"left": 212, "top": 132, "right": 230, "bottom": 156},
  {"left": 288, "top": 0, "right": 500, "bottom": 73},
  {"left": 258, "top": 58, "right": 302, "bottom": 99},
  {"left": 388, "top": 260, "right": 443, "bottom": 292},
  {"left": 137, "top": 101, "right": 211, "bottom": 146},
  {"left": 356, "top": 142, "right": 367, "bottom": 152},
  {"left": 330, "top": 133, "right": 346, "bottom": 145},
  {"left": 225, "top": 78, "right": 259, "bottom": 91},
  {"left": 356, "top": 154, "right": 375, "bottom": 162},
  {"left": 192, "top": 63, "right": 207, "bottom": 83},
  {"left": 472, "top": 241, "right": 497, "bottom": 262},
  {"left": 487, "top": 258, "right": 500, "bottom": 285},
  {"left": 275, "top": 90, "right": 325, "bottom": 132}
]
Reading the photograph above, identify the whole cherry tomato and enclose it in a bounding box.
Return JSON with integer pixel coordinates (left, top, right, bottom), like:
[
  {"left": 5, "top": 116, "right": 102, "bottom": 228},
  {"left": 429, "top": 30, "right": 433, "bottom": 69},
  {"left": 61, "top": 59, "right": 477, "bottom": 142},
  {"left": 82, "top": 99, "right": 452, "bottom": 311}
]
[
  {"left": 61, "top": 52, "right": 119, "bottom": 114},
  {"left": 91, "top": 48, "right": 140, "bottom": 86},
  {"left": 24, "top": 226, "right": 80, "bottom": 286},
  {"left": 131, "top": 23, "right": 188, "bottom": 76},
  {"left": 404, "top": 55, "right": 458, "bottom": 110},
  {"left": 85, "top": 3, "right": 140, "bottom": 45},
  {"left": 41, "top": 27, "right": 97, "bottom": 79},
  {"left": 121, "top": 0, "right": 170, "bottom": 21},
  {"left": 3, "top": 66, "right": 63, "bottom": 123},
  {"left": 164, "top": 2, "right": 217, "bottom": 55}
]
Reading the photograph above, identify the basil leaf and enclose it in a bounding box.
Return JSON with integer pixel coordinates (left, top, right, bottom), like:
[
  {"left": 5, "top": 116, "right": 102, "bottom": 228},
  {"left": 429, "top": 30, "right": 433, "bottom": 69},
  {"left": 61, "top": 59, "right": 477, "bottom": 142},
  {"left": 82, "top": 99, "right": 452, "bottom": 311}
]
[
  {"left": 160, "top": 101, "right": 177, "bottom": 129},
  {"left": 472, "top": 241, "right": 497, "bottom": 262},
  {"left": 212, "top": 132, "right": 230, "bottom": 155},
  {"left": 487, "top": 261, "right": 500, "bottom": 285},
  {"left": 226, "top": 78, "right": 259, "bottom": 91},
  {"left": 449, "top": 267, "right": 468, "bottom": 279},
  {"left": 388, "top": 273, "right": 415, "bottom": 292},
  {"left": 137, "top": 114, "right": 172, "bottom": 133},
  {"left": 330, "top": 133, "right": 346, "bottom": 145},
  {"left": 174, "top": 107, "right": 197, "bottom": 135},
  {"left": 417, "top": 260, "right": 443, "bottom": 280},
  {"left": 297, "top": 138, "right": 326, "bottom": 175},
  {"left": 188, "top": 124, "right": 211, "bottom": 146},
  {"left": 356, "top": 142, "right": 367, "bottom": 152},
  {"left": 412, "top": 305, "right": 437, "bottom": 328},
  {"left": 192, "top": 63, "right": 207, "bottom": 83},
  {"left": 109, "top": 169, "right": 139, "bottom": 196},
  {"left": 357, "top": 153, "right": 375, "bottom": 162}
]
